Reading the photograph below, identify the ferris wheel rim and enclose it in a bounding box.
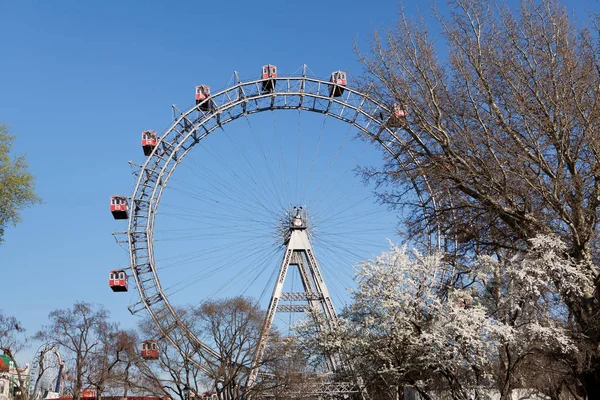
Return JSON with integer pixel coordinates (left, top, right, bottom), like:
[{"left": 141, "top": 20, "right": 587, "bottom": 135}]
[{"left": 124, "top": 69, "right": 440, "bottom": 374}]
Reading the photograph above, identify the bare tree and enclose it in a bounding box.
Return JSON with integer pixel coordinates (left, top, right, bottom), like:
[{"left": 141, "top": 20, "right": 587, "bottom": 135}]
[
  {"left": 136, "top": 299, "right": 285, "bottom": 400},
  {"left": 102, "top": 329, "right": 142, "bottom": 398},
  {"left": 0, "top": 311, "right": 27, "bottom": 356},
  {"left": 358, "top": 0, "right": 600, "bottom": 395},
  {"left": 85, "top": 323, "right": 133, "bottom": 400},
  {"left": 35, "top": 302, "right": 110, "bottom": 400},
  {"left": 85, "top": 328, "right": 167, "bottom": 399},
  {"left": 137, "top": 311, "right": 205, "bottom": 400},
  {"left": 0, "top": 311, "right": 29, "bottom": 400},
  {"left": 193, "top": 297, "right": 275, "bottom": 400}
]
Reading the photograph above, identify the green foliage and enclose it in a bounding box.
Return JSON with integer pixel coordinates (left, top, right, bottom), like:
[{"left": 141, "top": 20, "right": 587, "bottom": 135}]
[{"left": 0, "top": 124, "right": 41, "bottom": 243}]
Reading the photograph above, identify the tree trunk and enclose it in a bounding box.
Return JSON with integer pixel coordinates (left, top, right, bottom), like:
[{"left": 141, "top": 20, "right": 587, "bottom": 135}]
[{"left": 582, "top": 363, "right": 600, "bottom": 399}]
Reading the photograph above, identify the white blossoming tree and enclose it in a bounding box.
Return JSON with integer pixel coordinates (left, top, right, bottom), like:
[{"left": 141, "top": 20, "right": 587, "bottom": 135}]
[{"left": 297, "top": 236, "right": 585, "bottom": 399}]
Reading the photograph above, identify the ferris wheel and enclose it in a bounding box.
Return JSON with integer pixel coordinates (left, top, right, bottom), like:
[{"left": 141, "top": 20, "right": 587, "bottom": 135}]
[
  {"left": 28, "top": 344, "right": 64, "bottom": 400},
  {"left": 109, "top": 64, "right": 441, "bottom": 392}
]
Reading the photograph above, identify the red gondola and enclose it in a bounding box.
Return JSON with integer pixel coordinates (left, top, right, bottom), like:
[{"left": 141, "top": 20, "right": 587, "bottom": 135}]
[
  {"left": 261, "top": 64, "right": 277, "bottom": 93},
  {"left": 388, "top": 104, "right": 408, "bottom": 127},
  {"left": 329, "top": 71, "right": 347, "bottom": 97},
  {"left": 195, "top": 85, "right": 213, "bottom": 112},
  {"left": 141, "top": 130, "right": 158, "bottom": 156},
  {"left": 109, "top": 269, "right": 128, "bottom": 292},
  {"left": 110, "top": 196, "right": 128, "bottom": 220},
  {"left": 141, "top": 340, "right": 159, "bottom": 360}
]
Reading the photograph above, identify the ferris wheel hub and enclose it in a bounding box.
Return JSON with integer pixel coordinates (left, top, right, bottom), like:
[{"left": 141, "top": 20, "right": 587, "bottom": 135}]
[{"left": 290, "top": 206, "right": 307, "bottom": 230}]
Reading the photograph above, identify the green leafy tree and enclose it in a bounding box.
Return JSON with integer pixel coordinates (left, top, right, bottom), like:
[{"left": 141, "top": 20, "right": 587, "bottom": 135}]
[{"left": 0, "top": 125, "right": 41, "bottom": 243}]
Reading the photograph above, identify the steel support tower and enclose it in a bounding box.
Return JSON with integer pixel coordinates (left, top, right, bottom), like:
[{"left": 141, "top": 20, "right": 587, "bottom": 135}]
[{"left": 247, "top": 207, "right": 340, "bottom": 387}]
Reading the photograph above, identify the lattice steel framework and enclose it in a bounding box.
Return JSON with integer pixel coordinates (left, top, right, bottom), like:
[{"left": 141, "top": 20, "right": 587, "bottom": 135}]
[
  {"left": 247, "top": 208, "right": 341, "bottom": 387},
  {"left": 118, "top": 66, "right": 442, "bottom": 395}
]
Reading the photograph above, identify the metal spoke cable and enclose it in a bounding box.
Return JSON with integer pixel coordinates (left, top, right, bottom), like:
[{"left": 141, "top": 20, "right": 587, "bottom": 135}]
[
  {"left": 164, "top": 237, "right": 275, "bottom": 297},
  {"left": 243, "top": 115, "right": 288, "bottom": 212},
  {"left": 314, "top": 237, "right": 374, "bottom": 266},
  {"left": 299, "top": 112, "right": 328, "bottom": 206},
  {"left": 239, "top": 246, "right": 283, "bottom": 297},
  {"left": 259, "top": 253, "right": 282, "bottom": 304},
  {"left": 315, "top": 229, "right": 390, "bottom": 256},
  {"left": 169, "top": 171, "right": 275, "bottom": 220},
  {"left": 314, "top": 207, "right": 394, "bottom": 225},
  {"left": 156, "top": 206, "right": 275, "bottom": 229},
  {"left": 311, "top": 248, "right": 359, "bottom": 307},
  {"left": 154, "top": 222, "right": 271, "bottom": 235},
  {"left": 295, "top": 109, "right": 301, "bottom": 201},
  {"left": 305, "top": 120, "right": 356, "bottom": 210},
  {"left": 156, "top": 235, "right": 269, "bottom": 271},
  {"left": 176, "top": 147, "right": 281, "bottom": 221},
  {"left": 158, "top": 201, "right": 274, "bottom": 228},
  {"left": 165, "top": 185, "right": 275, "bottom": 227},
  {"left": 314, "top": 193, "right": 381, "bottom": 229},
  {"left": 309, "top": 139, "right": 374, "bottom": 220},
  {"left": 181, "top": 138, "right": 280, "bottom": 220},
  {"left": 202, "top": 244, "right": 283, "bottom": 302},
  {"left": 315, "top": 243, "right": 359, "bottom": 282},
  {"left": 273, "top": 108, "right": 291, "bottom": 204},
  {"left": 218, "top": 128, "right": 285, "bottom": 216}
]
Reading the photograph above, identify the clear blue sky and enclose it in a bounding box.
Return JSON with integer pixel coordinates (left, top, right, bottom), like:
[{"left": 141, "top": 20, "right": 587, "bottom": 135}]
[{"left": 1, "top": 0, "right": 599, "bottom": 366}]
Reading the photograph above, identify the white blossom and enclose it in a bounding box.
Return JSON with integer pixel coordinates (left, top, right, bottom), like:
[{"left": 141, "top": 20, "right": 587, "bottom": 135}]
[{"left": 296, "top": 236, "right": 583, "bottom": 398}]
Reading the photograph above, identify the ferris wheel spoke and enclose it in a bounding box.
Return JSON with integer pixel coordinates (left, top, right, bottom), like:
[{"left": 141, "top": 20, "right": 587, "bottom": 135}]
[
  {"left": 156, "top": 235, "right": 272, "bottom": 271},
  {"left": 213, "top": 245, "right": 283, "bottom": 301},
  {"left": 154, "top": 230, "right": 271, "bottom": 242},
  {"left": 303, "top": 119, "right": 357, "bottom": 208},
  {"left": 169, "top": 243, "right": 282, "bottom": 301},
  {"left": 319, "top": 237, "right": 392, "bottom": 253},
  {"left": 163, "top": 240, "right": 277, "bottom": 297},
  {"left": 243, "top": 115, "right": 289, "bottom": 211},
  {"left": 308, "top": 146, "right": 375, "bottom": 220},
  {"left": 316, "top": 233, "right": 397, "bottom": 247},
  {"left": 308, "top": 256, "right": 356, "bottom": 307},
  {"left": 157, "top": 211, "right": 273, "bottom": 231},
  {"left": 312, "top": 249, "right": 359, "bottom": 297},
  {"left": 164, "top": 186, "right": 277, "bottom": 226},
  {"left": 316, "top": 205, "right": 394, "bottom": 224},
  {"left": 314, "top": 222, "right": 398, "bottom": 237},
  {"left": 158, "top": 201, "right": 276, "bottom": 228},
  {"left": 313, "top": 242, "right": 359, "bottom": 277},
  {"left": 201, "top": 113, "right": 287, "bottom": 214},
  {"left": 315, "top": 236, "right": 379, "bottom": 266},
  {"left": 318, "top": 229, "right": 392, "bottom": 251},
  {"left": 303, "top": 116, "right": 353, "bottom": 208},
  {"left": 169, "top": 167, "right": 280, "bottom": 223},
  {"left": 274, "top": 109, "right": 290, "bottom": 203},
  {"left": 314, "top": 192, "right": 384, "bottom": 228},
  {"left": 183, "top": 141, "right": 284, "bottom": 219},
  {"left": 154, "top": 222, "right": 272, "bottom": 234},
  {"left": 295, "top": 109, "right": 301, "bottom": 201}
]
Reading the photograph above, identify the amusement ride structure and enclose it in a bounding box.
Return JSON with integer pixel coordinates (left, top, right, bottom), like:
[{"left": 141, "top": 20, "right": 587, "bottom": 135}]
[
  {"left": 109, "top": 65, "right": 432, "bottom": 398},
  {"left": 29, "top": 345, "right": 64, "bottom": 400}
]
